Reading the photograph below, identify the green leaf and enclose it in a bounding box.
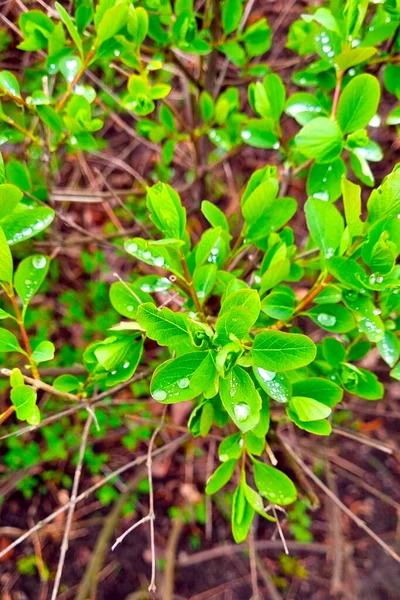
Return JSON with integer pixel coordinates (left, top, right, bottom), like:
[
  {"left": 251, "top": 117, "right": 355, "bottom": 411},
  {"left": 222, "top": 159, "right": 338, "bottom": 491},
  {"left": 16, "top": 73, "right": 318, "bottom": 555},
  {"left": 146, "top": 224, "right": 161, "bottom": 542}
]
[
  {"left": 124, "top": 237, "right": 184, "bottom": 278},
  {"left": 253, "top": 460, "right": 297, "bottom": 505},
  {"left": 31, "top": 340, "right": 55, "bottom": 363},
  {"left": 199, "top": 92, "right": 214, "bottom": 123},
  {"left": 14, "top": 254, "right": 49, "bottom": 307},
  {"left": 390, "top": 363, "right": 400, "bottom": 382},
  {"left": 220, "top": 366, "right": 261, "bottom": 432},
  {"left": 305, "top": 197, "right": 344, "bottom": 258},
  {"left": 322, "top": 337, "right": 345, "bottom": 368},
  {"left": 241, "top": 119, "right": 279, "bottom": 149},
  {"left": 231, "top": 483, "right": 254, "bottom": 543},
  {"left": 150, "top": 352, "right": 209, "bottom": 403},
  {"left": 335, "top": 47, "right": 377, "bottom": 72},
  {"left": 205, "top": 459, "right": 237, "bottom": 495},
  {"left": 195, "top": 226, "right": 230, "bottom": 268},
  {"left": 2, "top": 206, "right": 54, "bottom": 245},
  {"left": 55, "top": 2, "right": 84, "bottom": 58},
  {"left": 95, "top": 1, "right": 129, "bottom": 45},
  {"left": 242, "top": 181, "right": 296, "bottom": 243},
  {"left": 146, "top": 183, "right": 186, "bottom": 241},
  {"left": 36, "top": 105, "right": 64, "bottom": 133},
  {"left": 10, "top": 368, "right": 24, "bottom": 387},
  {"left": 341, "top": 365, "right": 384, "bottom": 400},
  {"left": 54, "top": 374, "right": 80, "bottom": 394},
  {"left": 193, "top": 264, "right": 217, "bottom": 304},
  {"left": 307, "top": 159, "right": 346, "bottom": 202},
  {"left": 290, "top": 396, "right": 332, "bottom": 421},
  {"left": 337, "top": 74, "right": 381, "bottom": 134},
  {"left": 252, "top": 331, "right": 316, "bottom": 372},
  {"left": 343, "top": 292, "right": 385, "bottom": 343},
  {"left": 137, "top": 303, "right": 194, "bottom": 349},
  {"left": 253, "top": 367, "right": 292, "bottom": 404},
  {"left": 292, "top": 377, "right": 343, "bottom": 408},
  {"left": 377, "top": 331, "right": 400, "bottom": 368},
  {"left": 219, "top": 433, "right": 243, "bottom": 462},
  {"left": 10, "top": 384, "right": 37, "bottom": 421},
  {"left": 261, "top": 289, "right": 295, "bottom": 321},
  {"left": 221, "top": 0, "right": 243, "bottom": 35},
  {"left": 0, "top": 328, "right": 24, "bottom": 353},
  {"left": 306, "top": 303, "right": 356, "bottom": 333},
  {"left": 287, "top": 407, "right": 332, "bottom": 435},
  {"left": 109, "top": 281, "right": 153, "bottom": 319},
  {"left": 220, "top": 289, "right": 260, "bottom": 323},
  {"left": 0, "top": 71, "right": 21, "bottom": 98},
  {"left": 201, "top": 200, "right": 229, "bottom": 231},
  {"left": 342, "top": 177, "right": 363, "bottom": 238},
  {"left": 250, "top": 74, "right": 285, "bottom": 122},
  {"left": 216, "top": 306, "right": 255, "bottom": 343},
  {"left": 285, "top": 92, "right": 326, "bottom": 126},
  {"left": 295, "top": 117, "right": 343, "bottom": 163},
  {"left": 0, "top": 225, "right": 13, "bottom": 283},
  {"left": 127, "top": 6, "right": 149, "bottom": 46},
  {"left": 0, "top": 184, "right": 23, "bottom": 220}
]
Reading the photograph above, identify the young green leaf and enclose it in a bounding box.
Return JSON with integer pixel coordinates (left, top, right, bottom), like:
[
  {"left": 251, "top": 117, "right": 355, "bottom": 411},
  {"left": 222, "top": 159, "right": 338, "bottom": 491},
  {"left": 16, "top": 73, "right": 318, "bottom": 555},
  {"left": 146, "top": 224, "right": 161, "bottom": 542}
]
[
  {"left": 305, "top": 197, "right": 344, "bottom": 258},
  {"left": 253, "top": 460, "right": 297, "bottom": 505},
  {"left": 150, "top": 351, "right": 209, "bottom": 403},
  {"left": 295, "top": 117, "right": 343, "bottom": 163},
  {"left": 252, "top": 331, "right": 316, "bottom": 372},
  {"left": 336, "top": 74, "right": 380, "bottom": 134},
  {"left": 0, "top": 225, "right": 13, "bottom": 283},
  {"left": 14, "top": 255, "right": 49, "bottom": 308},
  {"left": 0, "top": 328, "right": 24, "bottom": 353},
  {"left": 0, "top": 184, "right": 23, "bottom": 220},
  {"left": 31, "top": 340, "right": 55, "bottom": 363},
  {"left": 292, "top": 377, "right": 343, "bottom": 408},
  {"left": 205, "top": 459, "right": 237, "bottom": 495},
  {"left": 11, "top": 384, "right": 37, "bottom": 421},
  {"left": 219, "top": 366, "right": 261, "bottom": 432},
  {"left": 290, "top": 396, "right": 332, "bottom": 421}
]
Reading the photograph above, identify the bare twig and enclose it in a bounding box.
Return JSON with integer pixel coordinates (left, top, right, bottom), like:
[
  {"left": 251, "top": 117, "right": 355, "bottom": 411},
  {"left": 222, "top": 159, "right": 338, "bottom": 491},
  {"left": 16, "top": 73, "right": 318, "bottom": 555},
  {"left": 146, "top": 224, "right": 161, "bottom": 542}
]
[
  {"left": 0, "top": 435, "right": 188, "bottom": 561},
  {"left": 280, "top": 438, "right": 400, "bottom": 565},
  {"left": 51, "top": 413, "right": 93, "bottom": 599},
  {"left": 0, "top": 368, "right": 80, "bottom": 402}
]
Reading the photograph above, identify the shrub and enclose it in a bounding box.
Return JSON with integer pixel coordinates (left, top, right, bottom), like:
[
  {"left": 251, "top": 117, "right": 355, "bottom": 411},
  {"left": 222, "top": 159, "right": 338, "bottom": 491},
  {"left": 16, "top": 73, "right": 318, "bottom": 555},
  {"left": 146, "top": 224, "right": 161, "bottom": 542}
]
[{"left": 0, "top": 0, "right": 399, "bottom": 593}]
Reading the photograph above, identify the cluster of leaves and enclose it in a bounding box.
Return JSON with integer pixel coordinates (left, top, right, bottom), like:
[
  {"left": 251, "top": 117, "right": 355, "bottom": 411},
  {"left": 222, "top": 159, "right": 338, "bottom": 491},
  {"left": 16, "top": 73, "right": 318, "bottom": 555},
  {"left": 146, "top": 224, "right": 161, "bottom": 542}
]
[{"left": 0, "top": 0, "right": 399, "bottom": 548}]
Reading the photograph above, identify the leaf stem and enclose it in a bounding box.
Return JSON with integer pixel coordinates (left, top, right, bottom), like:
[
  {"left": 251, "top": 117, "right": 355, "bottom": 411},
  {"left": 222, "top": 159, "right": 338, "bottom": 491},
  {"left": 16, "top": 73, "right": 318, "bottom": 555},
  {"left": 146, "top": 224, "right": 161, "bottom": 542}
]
[
  {"left": 8, "top": 291, "right": 41, "bottom": 380},
  {"left": 56, "top": 47, "right": 95, "bottom": 113}
]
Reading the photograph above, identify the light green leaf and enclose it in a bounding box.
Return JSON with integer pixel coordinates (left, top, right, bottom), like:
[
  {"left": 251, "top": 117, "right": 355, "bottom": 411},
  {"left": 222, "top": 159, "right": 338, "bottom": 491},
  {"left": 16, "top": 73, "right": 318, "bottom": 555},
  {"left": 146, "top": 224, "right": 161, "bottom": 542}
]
[
  {"left": 342, "top": 177, "right": 363, "bottom": 238},
  {"left": 14, "top": 254, "right": 49, "bottom": 307},
  {"left": 150, "top": 352, "right": 209, "bottom": 403},
  {"left": 193, "top": 264, "right": 217, "bottom": 304},
  {"left": 377, "top": 331, "right": 400, "bottom": 368},
  {"left": 55, "top": 2, "right": 84, "bottom": 58},
  {"left": 124, "top": 237, "right": 184, "bottom": 278},
  {"left": 206, "top": 459, "right": 237, "bottom": 495},
  {"left": 295, "top": 117, "right": 343, "bottom": 163},
  {"left": 231, "top": 483, "right": 254, "bottom": 543},
  {"left": 95, "top": 1, "right": 129, "bottom": 45},
  {"left": 305, "top": 197, "right": 344, "bottom": 258},
  {"left": 146, "top": 183, "right": 186, "bottom": 241},
  {"left": 31, "top": 340, "right": 55, "bottom": 363},
  {"left": 0, "top": 70, "right": 21, "bottom": 98},
  {"left": 1, "top": 206, "right": 54, "bottom": 245},
  {"left": 307, "top": 159, "right": 346, "bottom": 202},
  {"left": 0, "top": 184, "right": 23, "bottom": 220},
  {"left": 292, "top": 377, "right": 343, "bottom": 408},
  {"left": 201, "top": 200, "right": 229, "bottom": 231},
  {"left": 253, "top": 367, "right": 291, "bottom": 404},
  {"left": 241, "top": 119, "right": 279, "bottom": 149},
  {"left": 219, "top": 433, "right": 243, "bottom": 461},
  {"left": 109, "top": 281, "right": 153, "bottom": 319},
  {"left": 290, "top": 396, "right": 332, "bottom": 421},
  {"left": 137, "top": 302, "right": 193, "bottom": 349},
  {"left": 252, "top": 331, "right": 316, "bottom": 372},
  {"left": 10, "top": 384, "right": 37, "bottom": 421},
  {"left": 337, "top": 74, "right": 380, "bottom": 134},
  {"left": 0, "top": 225, "right": 12, "bottom": 283},
  {"left": 253, "top": 460, "right": 297, "bottom": 505},
  {"left": 220, "top": 365, "right": 261, "bottom": 432},
  {"left": 0, "top": 328, "right": 24, "bottom": 353},
  {"left": 306, "top": 303, "right": 356, "bottom": 333},
  {"left": 335, "top": 47, "right": 377, "bottom": 72},
  {"left": 221, "top": 0, "right": 243, "bottom": 35}
]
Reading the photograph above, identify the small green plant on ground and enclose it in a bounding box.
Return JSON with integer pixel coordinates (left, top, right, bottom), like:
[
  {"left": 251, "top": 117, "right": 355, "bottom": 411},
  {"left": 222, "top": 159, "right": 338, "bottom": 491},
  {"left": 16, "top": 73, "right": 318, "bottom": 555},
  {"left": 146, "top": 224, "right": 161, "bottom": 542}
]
[{"left": 0, "top": 0, "right": 399, "bottom": 595}]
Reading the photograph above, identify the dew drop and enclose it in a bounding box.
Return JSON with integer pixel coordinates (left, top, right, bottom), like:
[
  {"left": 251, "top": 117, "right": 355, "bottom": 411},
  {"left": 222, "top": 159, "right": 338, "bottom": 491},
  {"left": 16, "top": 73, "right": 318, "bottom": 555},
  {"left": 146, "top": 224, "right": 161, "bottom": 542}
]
[
  {"left": 317, "top": 313, "right": 337, "bottom": 327},
  {"left": 127, "top": 242, "right": 138, "bottom": 253},
  {"left": 153, "top": 389, "right": 167, "bottom": 401},
  {"left": 32, "top": 255, "right": 47, "bottom": 269},
  {"left": 233, "top": 403, "right": 250, "bottom": 422},
  {"left": 257, "top": 367, "right": 276, "bottom": 382},
  {"left": 177, "top": 377, "right": 190, "bottom": 389},
  {"left": 154, "top": 256, "right": 165, "bottom": 267}
]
